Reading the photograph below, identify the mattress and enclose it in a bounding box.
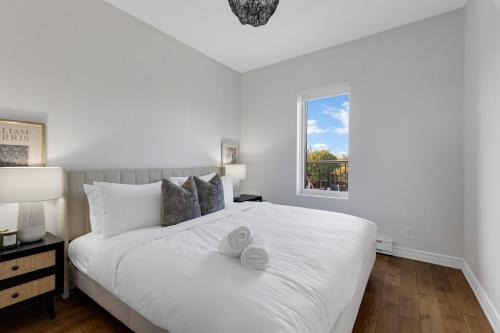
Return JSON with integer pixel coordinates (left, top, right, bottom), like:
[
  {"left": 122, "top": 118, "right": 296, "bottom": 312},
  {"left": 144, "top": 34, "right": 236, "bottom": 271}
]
[
  {"left": 69, "top": 231, "right": 105, "bottom": 274},
  {"left": 69, "top": 227, "right": 167, "bottom": 275},
  {"left": 69, "top": 202, "right": 377, "bottom": 333},
  {"left": 69, "top": 243, "right": 376, "bottom": 333}
]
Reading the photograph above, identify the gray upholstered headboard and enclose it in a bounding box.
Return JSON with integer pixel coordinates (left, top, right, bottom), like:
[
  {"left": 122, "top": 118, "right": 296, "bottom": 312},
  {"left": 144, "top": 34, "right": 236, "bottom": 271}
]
[{"left": 64, "top": 167, "right": 222, "bottom": 242}]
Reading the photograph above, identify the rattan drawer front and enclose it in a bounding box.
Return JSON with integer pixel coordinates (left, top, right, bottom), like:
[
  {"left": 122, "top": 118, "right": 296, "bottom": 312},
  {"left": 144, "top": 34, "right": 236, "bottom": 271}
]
[
  {"left": 0, "top": 250, "right": 55, "bottom": 280},
  {"left": 0, "top": 275, "right": 55, "bottom": 309}
]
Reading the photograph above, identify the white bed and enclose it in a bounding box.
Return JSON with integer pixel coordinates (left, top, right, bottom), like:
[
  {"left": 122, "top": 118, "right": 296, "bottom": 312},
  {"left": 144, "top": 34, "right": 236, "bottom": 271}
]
[
  {"left": 69, "top": 201, "right": 376, "bottom": 333},
  {"left": 62, "top": 168, "right": 377, "bottom": 333}
]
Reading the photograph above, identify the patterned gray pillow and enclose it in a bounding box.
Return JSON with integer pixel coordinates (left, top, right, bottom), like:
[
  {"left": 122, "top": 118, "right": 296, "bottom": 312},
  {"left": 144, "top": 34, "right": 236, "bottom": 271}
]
[
  {"left": 194, "top": 175, "right": 225, "bottom": 215},
  {"left": 161, "top": 177, "right": 201, "bottom": 226}
]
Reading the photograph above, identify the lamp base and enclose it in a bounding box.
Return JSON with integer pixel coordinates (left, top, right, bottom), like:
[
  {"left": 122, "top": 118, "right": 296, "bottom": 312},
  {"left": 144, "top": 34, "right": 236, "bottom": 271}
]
[{"left": 17, "top": 202, "right": 46, "bottom": 243}]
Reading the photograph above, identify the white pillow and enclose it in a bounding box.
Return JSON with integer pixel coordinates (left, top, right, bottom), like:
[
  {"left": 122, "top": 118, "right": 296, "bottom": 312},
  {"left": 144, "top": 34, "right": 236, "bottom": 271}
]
[
  {"left": 83, "top": 184, "right": 103, "bottom": 233},
  {"left": 169, "top": 173, "right": 216, "bottom": 186},
  {"left": 221, "top": 176, "right": 234, "bottom": 207},
  {"left": 95, "top": 182, "right": 162, "bottom": 237}
]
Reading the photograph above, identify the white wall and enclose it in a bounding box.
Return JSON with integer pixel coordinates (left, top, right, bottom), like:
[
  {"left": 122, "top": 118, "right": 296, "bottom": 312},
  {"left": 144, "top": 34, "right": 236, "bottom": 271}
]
[
  {"left": 0, "top": 0, "right": 240, "bottom": 231},
  {"left": 241, "top": 10, "right": 465, "bottom": 257},
  {"left": 464, "top": 0, "right": 500, "bottom": 324}
]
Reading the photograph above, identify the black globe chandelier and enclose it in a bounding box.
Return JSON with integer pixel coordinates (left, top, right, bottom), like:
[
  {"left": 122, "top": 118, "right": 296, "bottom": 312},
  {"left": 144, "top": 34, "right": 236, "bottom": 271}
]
[{"left": 228, "top": 0, "right": 280, "bottom": 27}]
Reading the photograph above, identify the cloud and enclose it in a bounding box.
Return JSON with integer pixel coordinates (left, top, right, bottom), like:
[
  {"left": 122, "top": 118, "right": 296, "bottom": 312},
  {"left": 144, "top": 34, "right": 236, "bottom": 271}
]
[
  {"left": 332, "top": 110, "right": 348, "bottom": 134},
  {"left": 323, "top": 103, "right": 349, "bottom": 135},
  {"left": 307, "top": 119, "right": 328, "bottom": 135},
  {"left": 311, "top": 143, "right": 329, "bottom": 151}
]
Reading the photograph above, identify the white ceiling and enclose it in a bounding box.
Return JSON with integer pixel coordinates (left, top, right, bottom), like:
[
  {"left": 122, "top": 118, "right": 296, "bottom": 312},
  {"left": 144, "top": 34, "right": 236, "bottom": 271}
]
[{"left": 104, "top": 0, "right": 466, "bottom": 73}]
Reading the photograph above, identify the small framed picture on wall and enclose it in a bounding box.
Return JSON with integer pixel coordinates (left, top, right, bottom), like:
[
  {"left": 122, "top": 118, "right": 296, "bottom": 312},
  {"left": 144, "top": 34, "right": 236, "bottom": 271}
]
[
  {"left": 221, "top": 139, "right": 239, "bottom": 165},
  {"left": 0, "top": 119, "right": 45, "bottom": 167}
]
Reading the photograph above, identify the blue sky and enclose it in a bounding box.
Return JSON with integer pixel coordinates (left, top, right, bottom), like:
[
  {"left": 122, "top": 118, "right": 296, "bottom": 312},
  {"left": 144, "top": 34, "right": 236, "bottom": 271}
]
[{"left": 306, "top": 93, "right": 349, "bottom": 158}]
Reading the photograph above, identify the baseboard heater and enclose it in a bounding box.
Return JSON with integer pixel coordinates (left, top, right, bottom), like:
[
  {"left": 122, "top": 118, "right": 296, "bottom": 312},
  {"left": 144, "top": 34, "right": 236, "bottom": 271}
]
[{"left": 375, "top": 236, "right": 393, "bottom": 255}]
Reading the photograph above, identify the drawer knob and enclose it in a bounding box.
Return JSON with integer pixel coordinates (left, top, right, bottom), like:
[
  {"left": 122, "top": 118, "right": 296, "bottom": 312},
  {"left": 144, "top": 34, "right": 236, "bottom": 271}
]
[
  {"left": 11, "top": 292, "right": 19, "bottom": 299},
  {"left": 11, "top": 265, "right": 19, "bottom": 271}
]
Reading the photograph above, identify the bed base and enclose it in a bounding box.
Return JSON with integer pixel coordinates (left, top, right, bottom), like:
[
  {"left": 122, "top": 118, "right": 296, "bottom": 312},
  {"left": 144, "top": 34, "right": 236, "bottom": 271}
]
[{"left": 69, "top": 244, "right": 375, "bottom": 333}]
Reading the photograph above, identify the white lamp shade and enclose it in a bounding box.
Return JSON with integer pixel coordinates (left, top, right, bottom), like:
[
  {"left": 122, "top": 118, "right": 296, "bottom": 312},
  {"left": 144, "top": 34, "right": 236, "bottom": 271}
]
[
  {"left": 0, "top": 167, "right": 63, "bottom": 203},
  {"left": 225, "top": 164, "right": 246, "bottom": 180}
]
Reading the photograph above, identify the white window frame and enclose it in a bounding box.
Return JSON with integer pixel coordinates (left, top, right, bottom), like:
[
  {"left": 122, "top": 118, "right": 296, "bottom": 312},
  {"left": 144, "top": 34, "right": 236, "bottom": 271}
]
[{"left": 296, "top": 82, "right": 350, "bottom": 199}]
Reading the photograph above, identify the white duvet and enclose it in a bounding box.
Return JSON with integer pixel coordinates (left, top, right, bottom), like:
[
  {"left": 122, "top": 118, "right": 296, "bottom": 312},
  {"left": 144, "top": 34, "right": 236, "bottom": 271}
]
[{"left": 83, "top": 202, "right": 377, "bottom": 333}]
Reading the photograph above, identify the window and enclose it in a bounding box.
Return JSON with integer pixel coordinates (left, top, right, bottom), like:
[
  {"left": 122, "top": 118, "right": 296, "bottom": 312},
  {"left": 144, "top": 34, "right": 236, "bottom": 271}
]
[{"left": 297, "top": 82, "right": 350, "bottom": 199}]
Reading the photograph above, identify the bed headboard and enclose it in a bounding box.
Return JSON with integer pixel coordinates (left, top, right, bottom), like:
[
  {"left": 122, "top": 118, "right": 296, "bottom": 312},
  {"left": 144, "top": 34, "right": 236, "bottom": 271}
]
[{"left": 63, "top": 167, "right": 222, "bottom": 242}]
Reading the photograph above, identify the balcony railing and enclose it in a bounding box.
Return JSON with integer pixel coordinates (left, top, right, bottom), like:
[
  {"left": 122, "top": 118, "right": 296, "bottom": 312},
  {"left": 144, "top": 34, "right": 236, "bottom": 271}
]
[{"left": 306, "top": 160, "right": 348, "bottom": 192}]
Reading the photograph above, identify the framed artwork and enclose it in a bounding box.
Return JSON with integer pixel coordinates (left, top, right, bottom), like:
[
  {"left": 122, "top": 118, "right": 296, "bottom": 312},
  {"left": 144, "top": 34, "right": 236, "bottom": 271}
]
[
  {"left": 221, "top": 139, "right": 239, "bottom": 165},
  {"left": 0, "top": 119, "right": 45, "bottom": 167}
]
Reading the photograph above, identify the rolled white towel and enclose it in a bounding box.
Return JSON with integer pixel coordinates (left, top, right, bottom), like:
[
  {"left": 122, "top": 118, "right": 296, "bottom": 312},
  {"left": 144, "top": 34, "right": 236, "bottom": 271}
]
[
  {"left": 240, "top": 235, "right": 270, "bottom": 270},
  {"left": 218, "top": 226, "right": 253, "bottom": 258}
]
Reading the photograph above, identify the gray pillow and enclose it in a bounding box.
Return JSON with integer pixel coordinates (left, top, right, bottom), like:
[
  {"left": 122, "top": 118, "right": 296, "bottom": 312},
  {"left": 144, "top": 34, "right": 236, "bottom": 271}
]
[
  {"left": 161, "top": 177, "right": 201, "bottom": 226},
  {"left": 194, "top": 175, "right": 225, "bottom": 215}
]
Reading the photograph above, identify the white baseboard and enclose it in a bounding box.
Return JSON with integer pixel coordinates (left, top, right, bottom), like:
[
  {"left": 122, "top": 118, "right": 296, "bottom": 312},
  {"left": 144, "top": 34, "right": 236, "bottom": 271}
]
[
  {"left": 392, "top": 246, "right": 463, "bottom": 269},
  {"left": 462, "top": 260, "right": 500, "bottom": 332}
]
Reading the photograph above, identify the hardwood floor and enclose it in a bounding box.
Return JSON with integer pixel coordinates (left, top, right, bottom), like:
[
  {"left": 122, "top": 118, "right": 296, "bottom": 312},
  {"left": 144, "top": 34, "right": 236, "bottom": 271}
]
[
  {"left": 353, "top": 254, "right": 493, "bottom": 333},
  {"left": 0, "top": 290, "right": 132, "bottom": 333},
  {"left": 0, "top": 255, "right": 492, "bottom": 333}
]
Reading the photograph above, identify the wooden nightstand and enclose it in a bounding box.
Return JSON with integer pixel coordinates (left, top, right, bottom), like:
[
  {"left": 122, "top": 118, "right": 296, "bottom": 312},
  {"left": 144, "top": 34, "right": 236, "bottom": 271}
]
[
  {"left": 0, "top": 232, "right": 64, "bottom": 319},
  {"left": 234, "top": 194, "right": 263, "bottom": 203}
]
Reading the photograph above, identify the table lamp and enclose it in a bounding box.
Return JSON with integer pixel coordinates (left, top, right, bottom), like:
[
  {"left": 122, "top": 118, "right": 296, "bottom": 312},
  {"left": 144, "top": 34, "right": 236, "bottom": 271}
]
[
  {"left": 0, "top": 167, "right": 63, "bottom": 243},
  {"left": 225, "top": 164, "right": 246, "bottom": 199}
]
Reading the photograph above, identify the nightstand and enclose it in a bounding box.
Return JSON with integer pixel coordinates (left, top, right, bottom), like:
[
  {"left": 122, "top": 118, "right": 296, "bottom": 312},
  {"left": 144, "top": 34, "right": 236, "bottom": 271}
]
[
  {"left": 234, "top": 194, "right": 263, "bottom": 203},
  {"left": 0, "top": 232, "right": 64, "bottom": 319}
]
